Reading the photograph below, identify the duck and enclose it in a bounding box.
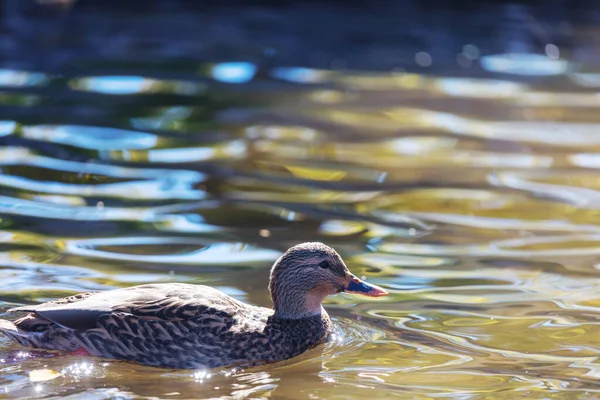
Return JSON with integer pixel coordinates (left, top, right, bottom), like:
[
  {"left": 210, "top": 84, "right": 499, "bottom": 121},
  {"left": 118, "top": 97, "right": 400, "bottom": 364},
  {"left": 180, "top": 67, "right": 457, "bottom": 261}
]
[{"left": 0, "top": 242, "right": 387, "bottom": 369}]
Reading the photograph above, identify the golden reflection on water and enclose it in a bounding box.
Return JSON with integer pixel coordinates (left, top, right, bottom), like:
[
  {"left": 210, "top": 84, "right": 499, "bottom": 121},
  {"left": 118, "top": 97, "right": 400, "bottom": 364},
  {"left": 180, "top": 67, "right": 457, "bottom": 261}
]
[{"left": 2, "top": 46, "right": 600, "bottom": 399}]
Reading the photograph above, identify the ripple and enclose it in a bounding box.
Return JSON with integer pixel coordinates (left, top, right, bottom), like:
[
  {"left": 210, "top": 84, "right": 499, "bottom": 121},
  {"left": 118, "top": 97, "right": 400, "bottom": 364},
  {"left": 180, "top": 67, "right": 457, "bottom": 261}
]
[
  {"left": 436, "top": 77, "right": 526, "bottom": 98},
  {"left": 2, "top": 13, "right": 600, "bottom": 399},
  {"left": 491, "top": 170, "right": 600, "bottom": 208},
  {"left": 21, "top": 125, "right": 158, "bottom": 151},
  {"left": 0, "top": 69, "right": 49, "bottom": 87},
  {"left": 0, "top": 150, "right": 205, "bottom": 182},
  {"left": 212, "top": 62, "right": 257, "bottom": 84},
  {"left": 0, "top": 176, "right": 205, "bottom": 201},
  {"left": 0, "top": 195, "right": 149, "bottom": 221},
  {"left": 63, "top": 238, "right": 281, "bottom": 266},
  {"left": 71, "top": 76, "right": 207, "bottom": 96},
  {"left": 72, "top": 76, "right": 154, "bottom": 95},
  {"left": 0, "top": 121, "right": 16, "bottom": 137},
  {"left": 378, "top": 233, "right": 600, "bottom": 257},
  {"left": 271, "top": 67, "right": 329, "bottom": 84},
  {"left": 147, "top": 141, "right": 247, "bottom": 163},
  {"left": 0, "top": 250, "right": 108, "bottom": 299},
  {"left": 480, "top": 53, "right": 568, "bottom": 76},
  {"left": 397, "top": 309, "right": 600, "bottom": 360}
]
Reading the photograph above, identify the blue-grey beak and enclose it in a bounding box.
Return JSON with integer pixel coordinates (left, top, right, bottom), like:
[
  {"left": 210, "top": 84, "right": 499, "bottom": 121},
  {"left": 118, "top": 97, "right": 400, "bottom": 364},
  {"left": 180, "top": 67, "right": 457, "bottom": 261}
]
[{"left": 344, "top": 275, "right": 388, "bottom": 297}]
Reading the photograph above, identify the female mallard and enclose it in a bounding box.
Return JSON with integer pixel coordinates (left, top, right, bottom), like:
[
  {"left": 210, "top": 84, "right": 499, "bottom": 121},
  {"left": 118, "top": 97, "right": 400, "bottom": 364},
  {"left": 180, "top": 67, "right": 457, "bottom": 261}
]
[{"left": 0, "top": 242, "right": 387, "bottom": 369}]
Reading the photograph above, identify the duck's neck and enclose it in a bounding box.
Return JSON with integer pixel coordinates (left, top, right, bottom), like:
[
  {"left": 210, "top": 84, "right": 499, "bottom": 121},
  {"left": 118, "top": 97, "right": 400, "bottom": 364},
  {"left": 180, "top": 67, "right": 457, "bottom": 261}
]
[{"left": 272, "top": 289, "right": 328, "bottom": 320}]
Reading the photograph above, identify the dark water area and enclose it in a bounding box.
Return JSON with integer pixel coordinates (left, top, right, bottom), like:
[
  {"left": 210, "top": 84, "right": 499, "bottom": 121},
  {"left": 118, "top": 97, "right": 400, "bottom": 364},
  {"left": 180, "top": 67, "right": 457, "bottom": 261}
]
[{"left": 1, "top": 0, "right": 600, "bottom": 398}]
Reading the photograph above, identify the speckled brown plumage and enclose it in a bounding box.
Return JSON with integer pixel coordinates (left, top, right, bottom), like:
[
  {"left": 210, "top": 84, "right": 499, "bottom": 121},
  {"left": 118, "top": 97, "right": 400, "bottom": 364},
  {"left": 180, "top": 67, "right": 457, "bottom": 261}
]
[{"left": 0, "top": 242, "right": 385, "bottom": 369}]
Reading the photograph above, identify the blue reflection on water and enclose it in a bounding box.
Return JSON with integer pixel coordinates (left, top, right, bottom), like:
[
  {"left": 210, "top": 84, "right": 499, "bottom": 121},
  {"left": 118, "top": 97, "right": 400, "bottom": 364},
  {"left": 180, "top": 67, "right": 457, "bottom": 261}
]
[
  {"left": 436, "top": 78, "right": 524, "bottom": 98},
  {"left": 22, "top": 125, "right": 158, "bottom": 150},
  {"left": 73, "top": 76, "right": 150, "bottom": 94},
  {"left": 65, "top": 238, "right": 281, "bottom": 265},
  {"left": 212, "top": 62, "right": 257, "bottom": 83},
  {"left": 0, "top": 121, "right": 16, "bottom": 136},
  {"left": 271, "top": 67, "right": 323, "bottom": 83},
  {"left": 480, "top": 53, "right": 568, "bottom": 76},
  {"left": 0, "top": 69, "right": 48, "bottom": 87}
]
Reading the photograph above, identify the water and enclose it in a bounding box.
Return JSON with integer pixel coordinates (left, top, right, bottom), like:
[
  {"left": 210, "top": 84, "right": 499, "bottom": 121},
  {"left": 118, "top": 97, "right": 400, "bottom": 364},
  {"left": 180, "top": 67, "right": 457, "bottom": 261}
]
[{"left": 1, "top": 1, "right": 600, "bottom": 399}]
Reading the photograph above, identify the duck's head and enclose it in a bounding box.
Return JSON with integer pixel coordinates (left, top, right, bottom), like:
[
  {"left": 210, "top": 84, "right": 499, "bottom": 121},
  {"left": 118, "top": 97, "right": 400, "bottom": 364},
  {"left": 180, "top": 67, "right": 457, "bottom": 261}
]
[{"left": 269, "top": 242, "right": 387, "bottom": 319}]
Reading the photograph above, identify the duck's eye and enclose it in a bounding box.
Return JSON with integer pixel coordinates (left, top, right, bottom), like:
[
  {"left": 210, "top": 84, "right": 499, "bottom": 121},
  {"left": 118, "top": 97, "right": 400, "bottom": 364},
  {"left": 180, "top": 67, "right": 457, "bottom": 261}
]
[{"left": 318, "top": 260, "right": 330, "bottom": 269}]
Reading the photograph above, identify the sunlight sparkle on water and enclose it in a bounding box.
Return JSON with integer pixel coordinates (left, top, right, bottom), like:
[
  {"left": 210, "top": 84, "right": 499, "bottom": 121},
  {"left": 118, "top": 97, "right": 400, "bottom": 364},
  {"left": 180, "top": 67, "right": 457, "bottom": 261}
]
[
  {"left": 480, "top": 53, "right": 568, "bottom": 75},
  {"left": 73, "top": 76, "right": 152, "bottom": 95},
  {"left": 0, "top": 121, "right": 16, "bottom": 136},
  {"left": 212, "top": 62, "right": 257, "bottom": 83},
  {"left": 0, "top": 69, "right": 48, "bottom": 87},
  {"left": 22, "top": 125, "right": 158, "bottom": 151},
  {"left": 192, "top": 369, "right": 212, "bottom": 383},
  {"left": 62, "top": 362, "right": 94, "bottom": 377}
]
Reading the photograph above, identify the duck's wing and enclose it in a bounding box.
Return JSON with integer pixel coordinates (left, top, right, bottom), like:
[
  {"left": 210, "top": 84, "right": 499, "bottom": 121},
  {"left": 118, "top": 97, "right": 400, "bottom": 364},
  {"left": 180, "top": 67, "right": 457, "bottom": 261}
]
[{"left": 9, "top": 283, "right": 247, "bottom": 331}]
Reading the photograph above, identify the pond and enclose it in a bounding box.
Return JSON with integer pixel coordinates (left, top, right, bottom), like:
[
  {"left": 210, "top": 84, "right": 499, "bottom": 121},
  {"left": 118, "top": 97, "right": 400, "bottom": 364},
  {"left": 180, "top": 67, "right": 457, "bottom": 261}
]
[{"left": 1, "top": 1, "right": 600, "bottom": 399}]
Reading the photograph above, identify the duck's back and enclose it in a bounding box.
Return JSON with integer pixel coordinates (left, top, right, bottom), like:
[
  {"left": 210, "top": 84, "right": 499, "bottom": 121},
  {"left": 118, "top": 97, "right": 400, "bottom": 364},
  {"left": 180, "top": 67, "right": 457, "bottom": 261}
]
[{"left": 1, "top": 283, "right": 331, "bottom": 368}]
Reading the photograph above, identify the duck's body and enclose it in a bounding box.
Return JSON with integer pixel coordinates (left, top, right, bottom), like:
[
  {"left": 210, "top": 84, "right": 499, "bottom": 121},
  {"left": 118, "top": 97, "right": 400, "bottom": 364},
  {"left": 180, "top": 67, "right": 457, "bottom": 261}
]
[
  {"left": 0, "top": 242, "right": 386, "bottom": 369},
  {"left": 0, "top": 283, "right": 331, "bottom": 369}
]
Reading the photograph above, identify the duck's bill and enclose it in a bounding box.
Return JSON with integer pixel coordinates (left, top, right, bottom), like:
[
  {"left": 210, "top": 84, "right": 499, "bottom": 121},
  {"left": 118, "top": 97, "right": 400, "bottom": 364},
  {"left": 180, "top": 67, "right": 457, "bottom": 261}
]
[{"left": 344, "top": 276, "right": 388, "bottom": 297}]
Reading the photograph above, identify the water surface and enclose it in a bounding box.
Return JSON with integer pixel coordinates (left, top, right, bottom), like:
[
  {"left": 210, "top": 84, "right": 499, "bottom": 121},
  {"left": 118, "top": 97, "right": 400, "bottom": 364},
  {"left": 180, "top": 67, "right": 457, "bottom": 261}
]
[{"left": 1, "top": 1, "right": 600, "bottom": 399}]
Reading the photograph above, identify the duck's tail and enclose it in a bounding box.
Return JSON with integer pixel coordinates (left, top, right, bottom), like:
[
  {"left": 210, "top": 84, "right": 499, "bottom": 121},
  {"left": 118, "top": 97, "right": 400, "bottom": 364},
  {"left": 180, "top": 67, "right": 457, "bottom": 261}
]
[
  {"left": 0, "top": 319, "right": 38, "bottom": 348},
  {"left": 0, "top": 319, "right": 19, "bottom": 335}
]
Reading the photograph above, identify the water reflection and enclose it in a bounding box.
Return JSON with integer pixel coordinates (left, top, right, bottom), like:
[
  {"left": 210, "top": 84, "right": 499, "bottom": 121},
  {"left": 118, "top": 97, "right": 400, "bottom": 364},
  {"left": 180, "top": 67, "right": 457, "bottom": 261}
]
[
  {"left": 0, "top": 121, "right": 16, "bottom": 136},
  {"left": 2, "top": 6, "right": 600, "bottom": 399},
  {"left": 212, "top": 62, "right": 257, "bottom": 84},
  {"left": 23, "top": 125, "right": 158, "bottom": 150},
  {"left": 64, "top": 238, "right": 281, "bottom": 266},
  {"left": 72, "top": 76, "right": 208, "bottom": 96},
  {"left": 72, "top": 76, "right": 153, "bottom": 95},
  {"left": 0, "top": 69, "right": 48, "bottom": 87},
  {"left": 480, "top": 53, "right": 568, "bottom": 75},
  {"left": 271, "top": 67, "right": 328, "bottom": 83}
]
